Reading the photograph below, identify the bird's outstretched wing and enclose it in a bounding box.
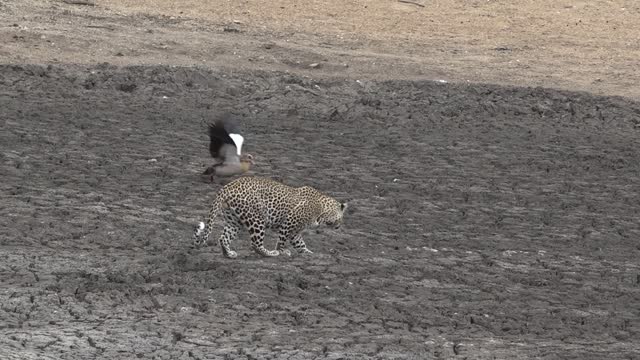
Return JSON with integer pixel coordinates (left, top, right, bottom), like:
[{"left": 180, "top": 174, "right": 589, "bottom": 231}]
[{"left": 207, "top": 113, "right": 244, "bottom": 160}]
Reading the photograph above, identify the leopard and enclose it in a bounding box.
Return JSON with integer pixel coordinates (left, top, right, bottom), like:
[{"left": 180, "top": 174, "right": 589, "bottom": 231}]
[{"left": 192, "top": 176, "right": 348, "bottom": 258}]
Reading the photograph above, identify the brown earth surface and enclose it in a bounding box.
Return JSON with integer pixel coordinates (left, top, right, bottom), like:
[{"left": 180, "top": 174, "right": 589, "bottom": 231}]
[
  {"left": 1, "top": 1, "right": 640, "bottom": 360},
  {"left": 1, "top": 0, "right": 640, "bottom": 98}
]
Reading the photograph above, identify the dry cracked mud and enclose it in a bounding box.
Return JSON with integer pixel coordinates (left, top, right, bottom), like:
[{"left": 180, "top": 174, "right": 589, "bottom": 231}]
[{"left": 1, "top": 1, "right": 640, "bottom": 359}]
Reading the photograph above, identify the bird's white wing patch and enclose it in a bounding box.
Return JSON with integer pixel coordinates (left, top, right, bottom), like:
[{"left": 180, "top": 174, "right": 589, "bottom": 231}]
[{"left": 228, "top": 133, "right": 244, "bottom": 156}]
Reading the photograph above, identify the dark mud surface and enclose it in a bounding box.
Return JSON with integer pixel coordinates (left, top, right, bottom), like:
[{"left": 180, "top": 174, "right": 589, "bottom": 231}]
[{"left": 1, "top": 64, "right": 640, "bottom": 359}]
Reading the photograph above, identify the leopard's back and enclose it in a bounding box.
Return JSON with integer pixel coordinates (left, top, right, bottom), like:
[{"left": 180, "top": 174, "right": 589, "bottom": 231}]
[{"left": 218, "top": 176, "right": 303, "bottom": 226}]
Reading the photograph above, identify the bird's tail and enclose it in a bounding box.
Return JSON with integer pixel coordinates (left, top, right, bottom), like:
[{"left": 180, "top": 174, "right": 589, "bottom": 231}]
[{"left": 193, "top": 195, "right": 227, "bottom": 247}]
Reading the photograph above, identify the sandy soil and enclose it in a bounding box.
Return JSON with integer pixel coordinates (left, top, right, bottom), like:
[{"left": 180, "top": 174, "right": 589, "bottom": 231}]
[
  {"left": 1, "top": 1, "right": 640, "bottom": 359},
  {"left": 1, "top": 0, "right": 640, "bottom": 98}
]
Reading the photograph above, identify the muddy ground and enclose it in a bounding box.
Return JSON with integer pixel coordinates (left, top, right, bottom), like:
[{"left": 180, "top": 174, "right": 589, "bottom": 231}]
[{"left": 1, "top": 64, "right": 640, "bottom": 359}]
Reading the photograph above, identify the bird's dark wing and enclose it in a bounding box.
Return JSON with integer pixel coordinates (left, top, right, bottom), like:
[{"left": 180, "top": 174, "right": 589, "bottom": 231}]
[
  {"left": 219, "top": 114, "right": 241, "bottom": 135},
  {"left": 207, "top": 113, "right": 240, "bottom": 159}
]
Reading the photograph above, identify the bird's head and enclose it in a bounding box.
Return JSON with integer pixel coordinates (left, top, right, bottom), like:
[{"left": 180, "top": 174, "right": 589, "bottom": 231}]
[{"left": 239, "top": 153, "right": 254, "bottom": 172}]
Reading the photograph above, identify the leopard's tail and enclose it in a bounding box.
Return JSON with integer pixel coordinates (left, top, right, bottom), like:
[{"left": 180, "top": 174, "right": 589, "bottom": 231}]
[{"left": 193, "top": 195, "right": 228, "bottom": 246}]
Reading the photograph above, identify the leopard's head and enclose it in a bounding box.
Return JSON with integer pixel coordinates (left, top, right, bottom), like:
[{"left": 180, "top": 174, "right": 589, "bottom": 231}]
[{"left": 320, "top": 199, "right": 348, "bottom": 230}]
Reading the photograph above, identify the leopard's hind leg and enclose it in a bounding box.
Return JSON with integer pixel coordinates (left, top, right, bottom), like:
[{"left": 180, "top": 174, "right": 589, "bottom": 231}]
[{"left": 247, "top": 219, "right": 279, "bottom": 257}]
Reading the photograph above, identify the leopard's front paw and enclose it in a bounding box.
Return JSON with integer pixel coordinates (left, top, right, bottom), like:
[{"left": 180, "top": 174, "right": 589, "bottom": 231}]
[{"left": 266, "top": 250, "right": 280, "bottom": 257}]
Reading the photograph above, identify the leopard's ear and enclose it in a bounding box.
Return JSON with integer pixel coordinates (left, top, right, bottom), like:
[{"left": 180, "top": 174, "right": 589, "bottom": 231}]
[{"left": 340, "top": 202, "right": 348, "bottom": 211}]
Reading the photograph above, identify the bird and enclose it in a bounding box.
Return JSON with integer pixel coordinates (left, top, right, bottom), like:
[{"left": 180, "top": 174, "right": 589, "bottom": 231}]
[{"left": 202, "top": 113, "right": 255, "bottom": 179}]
